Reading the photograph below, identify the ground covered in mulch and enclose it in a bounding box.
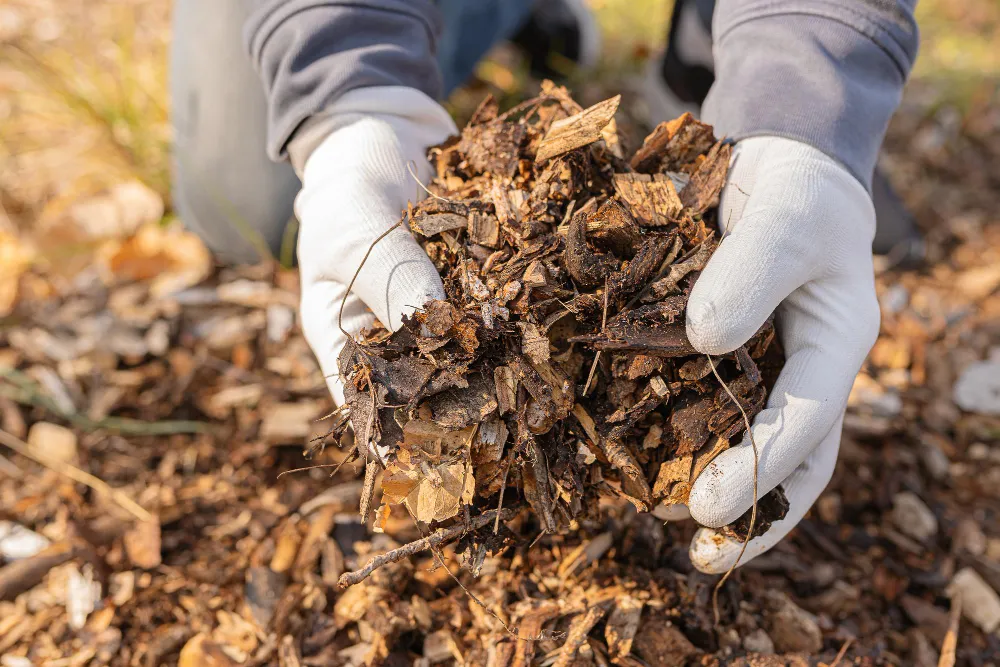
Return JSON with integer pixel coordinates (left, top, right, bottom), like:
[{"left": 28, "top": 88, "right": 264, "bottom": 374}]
[{"left": 1, "top": 82, "right": 999, "bottom": 666}]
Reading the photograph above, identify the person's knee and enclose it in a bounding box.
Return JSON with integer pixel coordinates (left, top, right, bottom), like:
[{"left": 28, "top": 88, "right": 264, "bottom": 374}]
[{"left": 171, "top": 157, "right": 297, "bottom": 265}]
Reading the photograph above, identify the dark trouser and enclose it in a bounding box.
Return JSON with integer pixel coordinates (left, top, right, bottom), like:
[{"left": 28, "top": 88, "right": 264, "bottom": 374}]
[{"left": 170, "top": 0, "right": 534, "bottom": 264}]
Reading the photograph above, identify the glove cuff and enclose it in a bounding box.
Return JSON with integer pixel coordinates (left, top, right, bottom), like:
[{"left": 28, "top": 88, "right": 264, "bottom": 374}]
[{"left": 288, "top": 85, "right": 457, "bottom": 177}]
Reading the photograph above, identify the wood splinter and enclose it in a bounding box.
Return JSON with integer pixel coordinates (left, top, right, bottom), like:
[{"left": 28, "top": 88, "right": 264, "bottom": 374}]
[{"left": 337, "top": 507, "right": 517, "bottom": 589}]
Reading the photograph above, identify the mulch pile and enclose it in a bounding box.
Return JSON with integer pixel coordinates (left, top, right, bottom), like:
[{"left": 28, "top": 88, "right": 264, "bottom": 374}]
[
  {"left": 337, "top": 85, "right": 785, "bottom": 566},
  {"left": 0, "top": 83, "right": 998, "bottom": 666}
]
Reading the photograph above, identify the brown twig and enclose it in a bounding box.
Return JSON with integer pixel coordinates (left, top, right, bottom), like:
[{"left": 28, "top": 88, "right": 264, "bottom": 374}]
[
  {"left": 406, "top": 161, "right": 456, "bottom": 203},
  {"left": 0, "top": 428, "right": 153, "bottom": 522},
  {"left": 338, "top": 220, "right": 403, "bottom": 338},
  {"left": 582, "top": 277, "right": 610, "bottom": 396},
  {"left": 337, "top": 507, "right": 516, "bottom": 588},
  {"left": 494, "top": 455, "right": 512, "bottom": 534},
  {"left": 829, "top": 637, "right": 853, "bottom": 667},
  {"left": 706, "top": 355, "right": 759, "bottom": 626},
  {"left": 553, "top": 605, "right": 607, "bottom": 667},
  {"left": 938, "top": 594, "right": 961, "bottom": 667},
  {"left": 0, "top": 540, "right": 80, "bottom": 601}
]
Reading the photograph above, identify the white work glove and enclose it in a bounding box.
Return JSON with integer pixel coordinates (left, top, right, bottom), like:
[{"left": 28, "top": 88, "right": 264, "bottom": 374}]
[
  {"left": 683, "top": 137, "right": 881, "bottom": 573},
  {"left": 293, "top": 87, "right": 457, "bottom": 405}
]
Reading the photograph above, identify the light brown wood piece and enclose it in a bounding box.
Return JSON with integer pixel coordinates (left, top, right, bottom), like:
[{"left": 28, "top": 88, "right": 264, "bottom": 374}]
[{"left": 535, "top": 95, "right": 621, "bottom": 163}]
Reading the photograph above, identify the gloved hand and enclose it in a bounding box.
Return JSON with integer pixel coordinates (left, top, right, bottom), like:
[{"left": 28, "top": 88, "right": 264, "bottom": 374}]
[
  {"left": 683, "top": 136, "right": 881, "bottom": 573},
  {"left": 293, "top": 87, "right": 457, "bottom": 405}
]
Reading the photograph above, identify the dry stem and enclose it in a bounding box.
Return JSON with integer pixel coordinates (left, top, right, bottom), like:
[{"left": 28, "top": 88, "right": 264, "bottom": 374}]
[
  {"left": 0, "top": 428, "right": 153, "bottom": 522},
  {"left": 829, "top": 638, "right": 854, "bottom": 667},
  {"left": 337, "top": 507, "right": 516, "bottom": 588},
  {"left": 706, "top": 355, "right": 759, "bottom": 625}
]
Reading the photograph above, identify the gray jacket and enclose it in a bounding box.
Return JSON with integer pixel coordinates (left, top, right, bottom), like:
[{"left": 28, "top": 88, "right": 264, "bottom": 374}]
[{"left": 244, "top": 0, "right": 918, "bottom": 190}]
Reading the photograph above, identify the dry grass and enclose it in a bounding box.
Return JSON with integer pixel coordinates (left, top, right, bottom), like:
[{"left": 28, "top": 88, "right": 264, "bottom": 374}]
[{"left": 0, "top": 0, "right": 170, "bottom": 232}]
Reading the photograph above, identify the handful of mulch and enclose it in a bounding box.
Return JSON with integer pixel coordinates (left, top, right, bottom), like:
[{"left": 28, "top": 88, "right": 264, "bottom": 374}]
[{"left": 335, "top": 84, "right": 785, "bottom": 586}]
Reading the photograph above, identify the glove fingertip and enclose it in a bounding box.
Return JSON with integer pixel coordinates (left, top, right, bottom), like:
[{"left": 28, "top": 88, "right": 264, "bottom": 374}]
[
  {"left": 689, "top": 528, "right": 743, "bottom": 574},
  {"left": 685, "top": 297, "right": 731, "bottom": 356},
  {"left": 687, "top": 456, "right": 750, "bottom": 529},
  {"left": 689, "top": 527, "right": 777, "bottom": 574}
]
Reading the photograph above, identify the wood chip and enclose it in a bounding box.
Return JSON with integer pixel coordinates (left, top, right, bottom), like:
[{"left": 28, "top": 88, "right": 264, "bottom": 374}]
[{"left": 535, "top": 95, "right": 621, "bottom": 163}]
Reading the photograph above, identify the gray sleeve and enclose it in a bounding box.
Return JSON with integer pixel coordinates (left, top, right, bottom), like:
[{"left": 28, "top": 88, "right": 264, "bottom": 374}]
[
  {"left": 244, "top": 0, "right": 444, "bottom": 162},
  {"left": 702, "top": 0, "right": 919, "bottom": 191}
]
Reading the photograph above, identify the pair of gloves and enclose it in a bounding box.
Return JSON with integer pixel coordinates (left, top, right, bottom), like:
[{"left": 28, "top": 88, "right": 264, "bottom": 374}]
[{"left": 294, "top": 86, "right": 880, "bottom": 574}]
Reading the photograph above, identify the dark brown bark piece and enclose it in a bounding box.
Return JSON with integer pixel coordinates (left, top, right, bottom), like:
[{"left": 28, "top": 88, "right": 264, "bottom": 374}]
[
  {"left": 671, "top": 398, "right": 715, "bottom": 455},
  {"left": 608, "top": 231, "right": 678, "bottom": 299},
  {"left": 562, "top": 212, "right": 618, "bottom": 288},
  {"left": 427, "top": 374, "right": 498, "bottom": 429},
  {"left": 458, "top": 119, "right": 527, "bottom": 177},
  {"left": 679, "top": 141, "right": 732, "bottom": 213},
  {"left": 735, "top": 345, "right": 762, "bottom": 386},
  {"left": 719, "top": 485, "right": 790, "bottom": 541},
  {"left": 410, "top": 212, "right": 468, "bottom": 237},
  {"left": 630, "top": 112, "right": 716, "bottom": 173},
  {"left": 570, "top": 324, "right": 697, "bottom": 357},
  {"left": 585, "top": 199, "right": 641, "bottom": 257}
]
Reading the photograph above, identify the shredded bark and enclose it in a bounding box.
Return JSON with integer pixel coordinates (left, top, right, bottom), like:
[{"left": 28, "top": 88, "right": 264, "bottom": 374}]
[{"left": 338, "top": 84, "right": 779, "bottom": 581}]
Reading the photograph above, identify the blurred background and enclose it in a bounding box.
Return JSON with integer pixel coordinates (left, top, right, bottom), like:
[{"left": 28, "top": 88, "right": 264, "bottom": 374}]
[
  {"left": 0, "top": 0, "right": 997, "bottom": 266},
  {"left": 0, "top": 1, "right": 999, "bottom": 665}
]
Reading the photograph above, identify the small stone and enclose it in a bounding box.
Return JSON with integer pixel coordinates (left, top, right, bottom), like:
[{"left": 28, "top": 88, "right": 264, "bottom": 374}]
[
  {"left": 890, "top": 492, "right": 938, "bottom": 542},
  {"left": 952, "top": 518, "right": 987, "bottom": 556},
  {"left": 849, "top": 373, "right": 904, "bottom": 417},
  {"left": 26, "top": 421, "right": 78, "bottom": 464},
  {"left": 900, "top": 595, "right": 950, "bottom": 644},
  {"left": 718, "top": 627, "right": 741, "bottom": 651},
  {"left": 266, "top": 304, "right": 295, "bottom": 343},
  {"left": 123, "top": 519, "right": 162, "bottom": 569},
  {"left": 968, "top": 442, "right": 990, "bottom": 460},
  {"left": 809, "top": 562, "right": 838, "bottom": 588},
  {"left": 743, "top": 628, "right": 775, "bottom": 654},
  {"left": 632, "top": 619, "right": 700, "bottom": 666},
  {"left": 918, "top": 435, "right": 951, "bottom": 481},
  {"left": 947, "top": 567, "right": 1000, "bottom": 633},
  {"left": 953, "top": 360, "right": 1000, "bottom": 416},
  {"left": 0, "top": 521, "right": 50, "bottom": 560},
  {"left": 763, "top": 591, "right": 823, "bottom": 654}
]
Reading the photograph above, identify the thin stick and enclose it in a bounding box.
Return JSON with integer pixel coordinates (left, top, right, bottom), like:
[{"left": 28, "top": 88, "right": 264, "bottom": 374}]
[
  {"left": 938, "top": 594, "right": 961, "bottom": 667},
  {"left": 494, "top": 456, "right": 512, "bottom": 534},
  {"left": 406, "top": 161, "right": 455, "bottom": 203},
  {"left": 0, "top": 540, "right": 80, "bottom": 602},
  {"left": 337, "top": 507, "right": 516, "bottom": 588},
  {"left": 705, "top": 355, "right": 759, "bottom": 626},
  {"left": 0, "top": 428, "right": 152, "bottom": 523},
  {"left": 582, "top": 277, "right": 610, "bottom": 396},
  {"left": 338, "top": 220, "right": 403, "bottom": 337},
  {"left": 829, "top": 638, "right": 853, "bottom": 667},
  {"left": 426, "top": 540, "right": 559, "bottom": 642},
  {"left": 276, "top": 455, "right": 356, "bottom": 479}
]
